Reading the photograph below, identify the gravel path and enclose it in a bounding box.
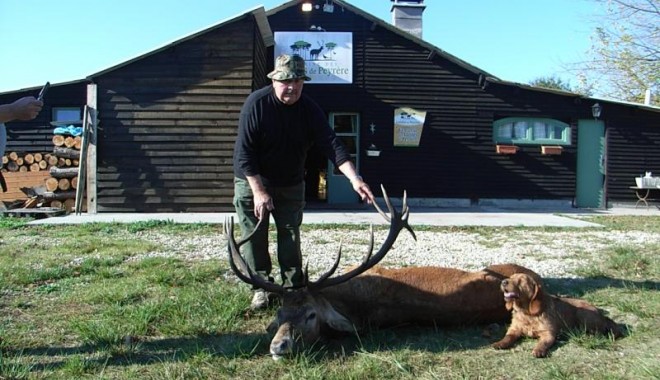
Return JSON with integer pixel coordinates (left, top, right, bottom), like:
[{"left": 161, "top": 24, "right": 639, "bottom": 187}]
[{"left": 136, "top": 226, "right": 659, "bottom": 279}]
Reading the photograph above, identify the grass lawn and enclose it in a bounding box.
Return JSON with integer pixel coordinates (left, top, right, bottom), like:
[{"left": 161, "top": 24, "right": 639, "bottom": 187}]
[{"left": 0, "top": 215, "right": 657, "bottom": 379}]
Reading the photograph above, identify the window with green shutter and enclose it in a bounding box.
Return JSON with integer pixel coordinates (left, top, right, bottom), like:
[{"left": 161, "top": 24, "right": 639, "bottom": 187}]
[{"left": 493, "top": 117, "right": 571, "bottom": 145}]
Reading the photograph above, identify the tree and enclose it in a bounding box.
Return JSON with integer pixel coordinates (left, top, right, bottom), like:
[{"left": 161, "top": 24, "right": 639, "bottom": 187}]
[
  {"left": 575, "top": 0, "right": 659, "bottom": 106},
  {"left": 529, "top": 75, "right": 578, "bottom": 93}
]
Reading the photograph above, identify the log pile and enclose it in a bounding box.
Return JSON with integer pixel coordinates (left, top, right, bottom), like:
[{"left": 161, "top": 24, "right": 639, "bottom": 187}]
[
  {"left": 1, "top": 130, "right": 85, "bottom": 212},
  {"left": 2, "top": 151, "right": 58, "bottom": 173},
  {"left": 43, "top": 131, "right": 85, "bottom": 212}
]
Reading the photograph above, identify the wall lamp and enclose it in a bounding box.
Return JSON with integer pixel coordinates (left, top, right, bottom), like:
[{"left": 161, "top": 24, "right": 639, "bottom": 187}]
[
  {"left": 302, "top": 2, "right": 313, "bottom": 12},
  {"left": 323, "top": 0, "right": 335, "bottom": 13},
  {"left": 591, "top": 102, "right": 602, "bottom": 119}
]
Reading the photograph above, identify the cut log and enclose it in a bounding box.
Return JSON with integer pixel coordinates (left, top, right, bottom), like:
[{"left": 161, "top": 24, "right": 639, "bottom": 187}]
[
  {"left": 52, "top": 135, "right": 65, "bottom": 147},
  {"left": 38, "top": 160, "right": 48, "bottom": 170},
  {"left": 19, "top": 165, "right": 28, "bottom": 172},
  {"left": 50, "top": 200, "right": 63, "bottom": 209},
  {"left": 42, "top": 190, "right": 77, "bottom": 201},
  {"left": 24, "top": 154, "right": 35, "bottom": 164},
  {"left": 6, "top": 161, "right": 19, "bottom": 172},
  {"left": 49, "top": 166, "right": 79, "bottom": 178},
  {"left": 8, "top": 152, "right": 18, "bottom": 161},
  {"left": 46, "top": 154, "right": 58, "bottom": 166},
  {"left": 70, "top": 176, "right": 78, "bottom": 189},
  {"left": 45, "top": 177, "right": 60, "bottom": 192},
  {"left": 53, "top": 147, "right": 80, "bottom": 159},
  {"left": 1, "top": 156, "right": 8, "bottom": 165},
  {"left": 15, "top": 157, "right": 24, "bottom": 166},
  {"left": 58, "top": 178, "right": 71, "bottom": 191},
  {"left": 74, "top": 136, "right": 82, "bottom": 150},
  {"left": 29, "top": 163, "right": 40, "bottom": 172},
  {"left": 34, "top": 153, "right": 43, "bottom": 162},
  {"left": 63, "top": 198, "right": 75, "bottom": 212},
  {"left": 64, "top": 136, "right": 76, "bottom": 148}
]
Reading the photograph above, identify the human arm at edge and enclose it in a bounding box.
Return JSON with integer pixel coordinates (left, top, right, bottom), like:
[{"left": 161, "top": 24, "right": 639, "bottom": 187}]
[
  {"left": 337, "top": 161, "right": 374, "bottom": 204},
  {"left": 0, "top": 97, "right": 43, "bottom": 123}
]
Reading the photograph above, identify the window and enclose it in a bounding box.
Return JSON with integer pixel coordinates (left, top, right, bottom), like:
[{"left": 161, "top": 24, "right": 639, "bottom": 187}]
[
  {"left": 329, "top": 113, "right": 359, "bottom": 175},
  {"left": 52, "top": 107, "right": 81, "bottom": 123},
  {"left": 493, "top": 117, "right": 570, "bottom": 145}
]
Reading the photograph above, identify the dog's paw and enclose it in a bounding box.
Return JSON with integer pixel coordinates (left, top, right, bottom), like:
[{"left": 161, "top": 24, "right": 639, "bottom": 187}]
[
  {"left": 492, "top": 341, "right": 509, "bottom": 350},
  {"left": 532, "top": 348, "right": 548, "bottom": 358}
]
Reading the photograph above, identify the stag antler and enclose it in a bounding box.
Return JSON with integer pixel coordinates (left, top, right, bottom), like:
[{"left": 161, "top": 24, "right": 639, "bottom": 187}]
[
  {"left": 224, "top": 185, "right": 415, "bottom": 293},
  {"left": 309, "top": 185, "right": 415, "bottom": 289},
  {"left": 224, "top": 213, "right": 284, "bottom": 294}
]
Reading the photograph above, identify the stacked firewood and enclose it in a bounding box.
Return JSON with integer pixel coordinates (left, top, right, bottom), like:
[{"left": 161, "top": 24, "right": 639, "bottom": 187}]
[
  {"left": 1, "top": 131, "right": 84, "bottom": 211},
  {"left": 1, "top": 151, "right": 58, "bottom": 173},
  {"left": 1, "top": 151, "right": 54, "bottom": 208},
  {"left": 43, "top": 133, "right": 84, "bottom": 211}
]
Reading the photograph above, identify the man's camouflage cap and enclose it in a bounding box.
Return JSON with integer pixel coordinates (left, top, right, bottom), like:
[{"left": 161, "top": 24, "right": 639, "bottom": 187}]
[{"left": 267, "top": 54, "right": 312, "bottom": 81}]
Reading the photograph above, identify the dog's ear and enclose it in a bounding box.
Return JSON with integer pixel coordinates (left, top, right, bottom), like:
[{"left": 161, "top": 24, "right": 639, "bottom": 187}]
[
  {"left": 528, "top": 282, "right": 544, "bottom": 316},
  {"left": 505, "top": 299, "right": 514, "bottom": 311}
]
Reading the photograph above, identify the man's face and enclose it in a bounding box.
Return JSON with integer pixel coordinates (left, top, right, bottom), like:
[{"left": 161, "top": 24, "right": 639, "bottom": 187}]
[{"left": 272, "top": 78, "right": 304, "bottom": 105}]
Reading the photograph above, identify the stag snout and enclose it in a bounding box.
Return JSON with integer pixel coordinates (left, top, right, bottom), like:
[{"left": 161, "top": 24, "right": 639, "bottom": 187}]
[
  {"left": 270, "top": 322, "right": 295, "bottom": 358},
  {"left": 268, "top": 305, "right": 323, "bottom": 359}
]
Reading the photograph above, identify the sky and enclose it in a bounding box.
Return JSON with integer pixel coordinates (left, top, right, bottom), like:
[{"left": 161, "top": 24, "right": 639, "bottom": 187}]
[{"left": 0, "top": 0, "right": 604, "bottom": 93}]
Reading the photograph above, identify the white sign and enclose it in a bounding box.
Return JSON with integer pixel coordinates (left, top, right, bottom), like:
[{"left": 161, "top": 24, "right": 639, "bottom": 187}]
[{"left": 273, "top": 32, "right": 353, "bottom": 84}]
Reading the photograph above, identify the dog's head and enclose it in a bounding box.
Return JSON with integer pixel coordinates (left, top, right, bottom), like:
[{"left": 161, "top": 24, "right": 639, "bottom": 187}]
[{"left": 500, "top": 273, "right": 544, "bottom": 316}]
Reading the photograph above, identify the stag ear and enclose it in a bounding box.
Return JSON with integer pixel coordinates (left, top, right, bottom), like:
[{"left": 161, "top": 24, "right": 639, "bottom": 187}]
[
  {"left": 528, "top": 283, "right": 544, "bottom": 316},
  {"left": 322, "top": 307, "right": 355, "bottom": 333}
]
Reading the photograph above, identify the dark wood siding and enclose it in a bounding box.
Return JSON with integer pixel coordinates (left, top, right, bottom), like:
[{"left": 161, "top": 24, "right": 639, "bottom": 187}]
[
  {"left": 605, "top": 105, "right": 660, "bottom": 201},
  {"left": 1, "top": 83, "right": 87, "bottom": 154},
  {"left": 92, "top": 16, "right": 260, "bottom": 212},
  {"left": 5, "top": 3, "right": 656, "bottom": 211},
  {"left": 268, "top": 7, "right": 585, "bottom": 203},
  {"left": 253, "top": 29, "right": 270, "bottom": 91}
]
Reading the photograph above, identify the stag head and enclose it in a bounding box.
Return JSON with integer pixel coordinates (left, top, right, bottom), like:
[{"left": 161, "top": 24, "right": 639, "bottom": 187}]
[{"left": 224, "top": 186, "right": 415, "bottom": 359}]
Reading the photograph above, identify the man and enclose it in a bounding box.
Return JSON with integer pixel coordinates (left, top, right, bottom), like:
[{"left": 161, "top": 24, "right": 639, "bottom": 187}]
[
  {"left": 0, "top": 96, "right": 43, "bottom": 192},
  {"left": 233, "top": 54, "right": 374, "bottom": 309}
]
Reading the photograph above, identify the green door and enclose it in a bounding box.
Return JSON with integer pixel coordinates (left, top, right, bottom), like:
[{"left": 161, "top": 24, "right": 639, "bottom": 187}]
[
  {"left": 327, "top": 113, "right": 360, "bottom": 204},
  {"left": 576, "top": 119, "right": 606, "bottom": 208}
]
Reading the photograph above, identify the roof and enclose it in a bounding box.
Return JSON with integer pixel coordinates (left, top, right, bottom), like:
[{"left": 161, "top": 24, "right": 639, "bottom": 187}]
[
  {"left": 87, "top": 6, "right": 272, "bottom": 79},
  {"left": 485, "top": 76, "right": 660, "bottom": 113},
  {"left": 0, "top": 78, "right": 89, "bottom": 97},
  {"left": 1, "top": 0, "right": 656, "bottom": 113},
  {"left": 267, "top": 0, "right": 498, "bottom": 80}
]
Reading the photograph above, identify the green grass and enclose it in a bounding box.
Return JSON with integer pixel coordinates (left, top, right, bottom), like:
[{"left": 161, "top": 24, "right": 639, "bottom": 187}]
[{"left": 0, "top": 216, "right": 658, "bottom": 379}]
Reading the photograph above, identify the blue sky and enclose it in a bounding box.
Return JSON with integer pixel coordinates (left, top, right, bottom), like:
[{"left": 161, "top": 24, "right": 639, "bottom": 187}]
[{"left": 0, "top": 0, "right": 602, "bottom": 93}]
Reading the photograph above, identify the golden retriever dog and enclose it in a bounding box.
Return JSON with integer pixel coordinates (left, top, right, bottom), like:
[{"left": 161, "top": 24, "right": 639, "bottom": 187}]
[{"left": 492, "top": 273, "right": 623, "bottom": 358}]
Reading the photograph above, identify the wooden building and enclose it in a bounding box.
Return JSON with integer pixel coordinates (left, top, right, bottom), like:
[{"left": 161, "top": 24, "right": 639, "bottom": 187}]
[{"left": 1, "top": 0, "right": 658, "bottom": 213}]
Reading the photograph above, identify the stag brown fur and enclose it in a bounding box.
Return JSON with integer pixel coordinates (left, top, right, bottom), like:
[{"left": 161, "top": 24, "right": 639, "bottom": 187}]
[
  {"left": 267, "top": 263, "right": 541, "bottom": 358},
  {"left": 492, "top": 273, "right": 623, "bottom": 358},
  {"left": 225, "top": 187, "right": 542, "bottom": 359}
]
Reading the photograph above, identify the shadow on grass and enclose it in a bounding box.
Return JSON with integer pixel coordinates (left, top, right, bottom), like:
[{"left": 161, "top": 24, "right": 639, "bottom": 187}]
[
  {"left": 9, "top": 276, "right": 654, "bottom": 372},
  {"left": 542, "top": 276, "right": 659, "bottom": 297},
  {"left": 10, "top": 332, "right": 271, "bottom": 372},
  {"left": 11, "top": 323, "right": 510, "bottom": 373}
]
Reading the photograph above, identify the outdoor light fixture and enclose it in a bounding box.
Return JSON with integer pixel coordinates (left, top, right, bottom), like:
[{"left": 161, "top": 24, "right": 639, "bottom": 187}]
[
  {"left": 302, "top": 2, "right": 313, "bottom": 12},
  {"left": 323, "top": 0, "right": 335, "bottom": 13},
  {"left": 591, "top": 103, "right": 602, "bottom": 119}
]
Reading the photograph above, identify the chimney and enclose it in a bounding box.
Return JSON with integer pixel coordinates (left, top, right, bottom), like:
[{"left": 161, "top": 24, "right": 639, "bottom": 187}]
[{"left": 390, "top": 0, "right": 426, "bottom": 39}]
